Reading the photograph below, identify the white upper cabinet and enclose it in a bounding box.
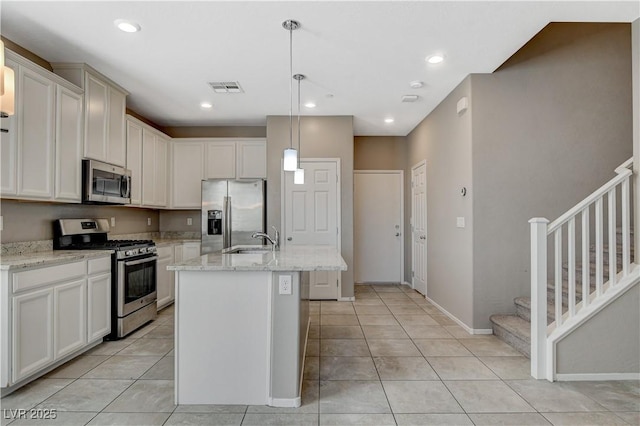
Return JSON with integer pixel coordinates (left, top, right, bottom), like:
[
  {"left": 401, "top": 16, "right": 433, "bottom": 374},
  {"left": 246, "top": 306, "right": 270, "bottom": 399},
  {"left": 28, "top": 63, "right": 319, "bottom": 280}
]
[
  {"left": 17, "top": 65, "right": 55, "bottom": 199},
  {"left": 205, "top": 141, "right": 236, "bottom": 179},
  {"left": 52, "top": 63, "right": 128, "bottom": 167},
  {"left": 54, "top": 85, "right": 83, "bottom": 202},
  {"left": 126, "top": 115, "right": 170, "bottom": 209},
  {"left": 126, "top": 118, "right": 143, "bottom": 206},
  {"left": 1, "top": 52, "right": 84, "bottom": 203},
  {"left": 172, "top": 141, "right": 205, "bottom": 209},
  {"left": 236, "top": 140, "right": 267, "bottom": 179},
  {"left": 169, "top": 138, "right": 265, "bottom": 209}
]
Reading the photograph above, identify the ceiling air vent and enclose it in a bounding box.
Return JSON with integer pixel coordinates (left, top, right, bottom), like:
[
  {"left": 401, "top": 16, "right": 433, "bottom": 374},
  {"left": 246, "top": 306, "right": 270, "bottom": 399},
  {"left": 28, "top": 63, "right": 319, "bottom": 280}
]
[
  {"left": 208, "top": 81, "right": 244, "bottom": 94},
  {"left": 401, "top": 95, "right": 419, "bottom": 103}
]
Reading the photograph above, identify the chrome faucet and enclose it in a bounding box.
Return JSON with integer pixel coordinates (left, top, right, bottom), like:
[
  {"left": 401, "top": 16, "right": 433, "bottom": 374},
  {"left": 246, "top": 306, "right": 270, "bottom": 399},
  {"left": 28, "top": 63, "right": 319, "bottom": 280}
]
[{"left": 252, "top": 226, "right": 280, "bottom": 251}]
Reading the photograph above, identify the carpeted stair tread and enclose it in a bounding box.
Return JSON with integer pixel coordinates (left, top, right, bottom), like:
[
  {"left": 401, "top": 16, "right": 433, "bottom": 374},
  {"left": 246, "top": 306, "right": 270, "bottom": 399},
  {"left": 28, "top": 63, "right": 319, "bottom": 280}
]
[
  {"left": 514, "top": 296, "right": 556, "bottom": 324},
  {"left": 490, "top": 314, "right": 531, "bottom": 357}
]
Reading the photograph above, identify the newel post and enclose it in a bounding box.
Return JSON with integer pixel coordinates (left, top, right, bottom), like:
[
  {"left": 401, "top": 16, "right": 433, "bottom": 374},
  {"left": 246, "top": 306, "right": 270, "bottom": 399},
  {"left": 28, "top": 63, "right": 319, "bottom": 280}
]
[{"left": 529, "top": 218, "right": 549, "bottom": 379}]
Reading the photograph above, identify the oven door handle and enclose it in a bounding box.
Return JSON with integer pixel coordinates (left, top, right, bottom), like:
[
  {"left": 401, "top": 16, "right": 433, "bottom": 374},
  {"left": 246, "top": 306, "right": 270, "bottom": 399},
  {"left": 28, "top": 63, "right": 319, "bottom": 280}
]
[{"left": 124, "top": 256, "right": 158, "bottom": 267}]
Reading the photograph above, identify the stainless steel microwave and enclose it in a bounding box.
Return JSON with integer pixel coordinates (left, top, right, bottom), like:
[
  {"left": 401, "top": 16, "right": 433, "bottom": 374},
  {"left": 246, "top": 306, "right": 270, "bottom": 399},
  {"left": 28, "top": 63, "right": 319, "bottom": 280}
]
[{"left": 82, "top": 159, "right": 131, "bottom": 204}]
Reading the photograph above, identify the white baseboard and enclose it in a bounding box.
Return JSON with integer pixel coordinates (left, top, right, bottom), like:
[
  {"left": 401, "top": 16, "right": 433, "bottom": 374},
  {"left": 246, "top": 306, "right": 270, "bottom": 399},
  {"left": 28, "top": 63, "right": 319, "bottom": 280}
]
[
  {"left": 556, "top": 373, "right": 640, "bottom": 381},
  {"left": 338, "top": 296, "right": 355, "bottom": 302},
  {"left": 426, "top": 297, "right": 492, "bottom": 335},
  {"left": 268, "top": 397, "right": 301, "bottom": 408},
  {"left": 402, "top": 281, "right": 412, "bottom": 287}
]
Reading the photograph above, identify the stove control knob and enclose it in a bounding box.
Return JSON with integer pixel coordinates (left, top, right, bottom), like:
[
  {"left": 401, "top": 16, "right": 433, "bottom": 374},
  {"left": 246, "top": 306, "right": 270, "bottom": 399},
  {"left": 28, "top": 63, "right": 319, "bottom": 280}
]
[
  {"left": 140, "top": 248, "right": 147, "bottom": 254},
  {"left": 125, "top": 250, "right": 133, "bottom": 256}
]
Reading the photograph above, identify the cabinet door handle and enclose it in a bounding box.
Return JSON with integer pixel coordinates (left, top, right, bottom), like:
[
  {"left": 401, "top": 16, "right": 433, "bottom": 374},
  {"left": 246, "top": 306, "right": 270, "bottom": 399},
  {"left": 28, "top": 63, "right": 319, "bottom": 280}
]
[{"left": 287, "top": 237, "right": 292, "bottom": 241}]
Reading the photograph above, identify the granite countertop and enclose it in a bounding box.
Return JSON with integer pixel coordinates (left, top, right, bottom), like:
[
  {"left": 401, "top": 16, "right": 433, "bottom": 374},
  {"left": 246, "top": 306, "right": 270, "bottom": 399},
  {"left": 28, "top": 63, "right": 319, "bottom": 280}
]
[
  {"left": 153, "top": 238, "right": 201, "bottom": 248},
  {"left": 1, "top": 250, "right": 113, "bottom": 271},
  {"left": 168, "top": 245, "right": 347, "bottom": 272}
]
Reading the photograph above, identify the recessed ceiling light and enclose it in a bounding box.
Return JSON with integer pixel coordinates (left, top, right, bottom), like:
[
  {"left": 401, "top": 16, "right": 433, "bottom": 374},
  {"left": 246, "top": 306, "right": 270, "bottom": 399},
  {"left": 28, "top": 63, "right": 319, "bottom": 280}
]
[
  {"left": 114, "top": 19, "right": 141, "bottom": 33},
  {"left": 426, "top": 54, "right": 444, "bottom": 64},
  {"left": 409, "top": 80, "right": 424, "bottom": 89},
  {"left": 200, "top": 102, "right": 213, "bottom": 109},
  {"left": 304, "top": 102, "right": 316, "bottom": 108},
  {"left": 384, "top": 118, "right": 394, "bottom": 124}
]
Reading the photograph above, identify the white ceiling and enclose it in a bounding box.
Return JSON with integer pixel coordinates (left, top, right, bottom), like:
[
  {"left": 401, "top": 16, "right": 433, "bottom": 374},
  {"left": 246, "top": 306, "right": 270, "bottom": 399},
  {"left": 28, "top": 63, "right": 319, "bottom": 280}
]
[{"left": 1, "top": 1, "right": 638, "bottom": 136}]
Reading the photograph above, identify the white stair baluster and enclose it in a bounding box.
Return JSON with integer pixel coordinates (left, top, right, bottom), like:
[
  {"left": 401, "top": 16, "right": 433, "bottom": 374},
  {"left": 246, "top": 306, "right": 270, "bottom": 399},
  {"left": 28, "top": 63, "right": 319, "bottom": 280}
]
[
  {"left": 595, "top": 198, "right": 603, "bottom": 296},
  {"left": 608, "top": 189, "right": 617, "bottom": 287},
  {"left": 581, "top": 208, "right": 590, "bottom": 309},
  {"left": 568, "top": 218, "right": 576, "bottom": 318},
  {"left": 621, "top": 176, "right": 630, "bottom": 277},
  {"left": 554, "top": 228, "right": 563, "bottom": 327}
]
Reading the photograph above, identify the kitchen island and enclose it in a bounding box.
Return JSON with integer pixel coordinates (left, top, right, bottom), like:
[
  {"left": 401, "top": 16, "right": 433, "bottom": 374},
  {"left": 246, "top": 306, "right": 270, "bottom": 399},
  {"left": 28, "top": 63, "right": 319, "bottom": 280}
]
[{"left": 168, "top": 245, "right": 346, "bottom": 407}]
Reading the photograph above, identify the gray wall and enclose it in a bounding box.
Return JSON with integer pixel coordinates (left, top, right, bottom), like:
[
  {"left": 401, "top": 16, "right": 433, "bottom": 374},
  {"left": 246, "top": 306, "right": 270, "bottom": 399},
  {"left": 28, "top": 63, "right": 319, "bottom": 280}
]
[
  {"left": 405, "top": 76, "right": 474, "bottom": 327},
  {"left": 159, "top": 210, "right": 201, "bottom": 232},
  {"left": 470, "top": 23, "right": 633, "bottom": 328},
  {"left": 266, "top": 116, "right": 354, "bottom": 298},
  {"left": 556, "top": 283, "right": 640, "bottom": 375},
  {"left": 355, "top": 136, "right": 406, "bottom": 170},
  {"left": 0, "top": 199, "right": 159, "bottom": 242}
]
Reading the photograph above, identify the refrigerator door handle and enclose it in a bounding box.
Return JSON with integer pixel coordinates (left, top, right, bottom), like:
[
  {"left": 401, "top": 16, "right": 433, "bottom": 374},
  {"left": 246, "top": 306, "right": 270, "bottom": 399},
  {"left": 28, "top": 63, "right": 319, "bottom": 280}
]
[{"left": 223, "top": 196, "right": 232, "bottom": 249}]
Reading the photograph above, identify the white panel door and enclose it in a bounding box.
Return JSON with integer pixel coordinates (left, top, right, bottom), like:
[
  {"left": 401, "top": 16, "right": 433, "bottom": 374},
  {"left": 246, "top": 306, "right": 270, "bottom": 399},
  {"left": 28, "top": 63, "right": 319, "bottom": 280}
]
[
  {"left": 411, "top": 161, "right": 427, "bottom": 295},
  {"left": 206, "top": 141, "right": 236, "bottom": 178},
  {"left": 84, "top": 72, "right": 108, "bottom": 162},
  {"left": 172, "top": 142, "right": 205, "bottom": 208},
  {"left": 236, "top": 140, "right": 266, "bottom": 178},
  {"left": 54, "top": 279, "right": 87, "bottom": 359},
  {"left": 87, "top": 273, "right": 111, "bottom": 342},
  {"left": 126, "top": 119, "right": 143, "bottom": 206},
  {"left": 284, "top": 160, "right": 340, "bottom": 299},
  {"left": 107, "top": 87, "right": 126, "bottom": 167},
  {"left": 141, "top": 129, "right": 156, "bottom": 206},
  {"left": 155, "top": 136, "right": 168, "bottom": 207},
  {"left": 354, "top": 172, "right": 403, "bottom": 283},
  {"left": 54, "top": 85, "right": 83, "bottom": 202},
  {"left": 1, "top": 60, "right": 18, "bottom": 195},
  {"left": 17, "top": 66, "right": 55, "bottom": 199},
  {"left": 12, "top": 288, "right": 54, "bottom": 382}
]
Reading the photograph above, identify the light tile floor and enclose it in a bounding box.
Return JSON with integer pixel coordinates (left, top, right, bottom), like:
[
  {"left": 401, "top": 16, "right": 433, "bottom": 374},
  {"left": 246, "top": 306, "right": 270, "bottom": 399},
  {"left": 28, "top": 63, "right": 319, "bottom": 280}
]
[{"left": 1, "top": 284, "right": 638, "bottom": 425}]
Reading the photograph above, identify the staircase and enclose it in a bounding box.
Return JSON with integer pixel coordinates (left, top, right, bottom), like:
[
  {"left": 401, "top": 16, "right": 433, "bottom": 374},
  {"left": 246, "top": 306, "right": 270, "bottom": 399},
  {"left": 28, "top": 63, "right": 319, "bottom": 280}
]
[
  {"left": 489, "top": 158, "right": 637, "bottom": 381},
  {"left": 490, "top": 228, "right": 635, "bottom": 358}
]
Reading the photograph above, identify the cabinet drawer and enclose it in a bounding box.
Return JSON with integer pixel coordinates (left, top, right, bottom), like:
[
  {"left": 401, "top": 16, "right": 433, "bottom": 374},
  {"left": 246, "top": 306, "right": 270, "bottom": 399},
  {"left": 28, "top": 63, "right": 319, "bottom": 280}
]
[
  {"left": 13, "top": 261, "right": 86, "bottom": 293},
  {"left": 88, "top": 256, "right": 111, "bottom": 275}
]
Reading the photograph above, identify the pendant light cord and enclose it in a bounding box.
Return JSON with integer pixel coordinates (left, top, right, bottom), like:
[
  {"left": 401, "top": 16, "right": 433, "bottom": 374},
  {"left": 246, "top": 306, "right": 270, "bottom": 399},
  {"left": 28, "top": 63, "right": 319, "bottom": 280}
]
[
  {"left": 289, "top": 26, "right": 293, "bottom": 150},
  {"left": 297, "top": 76, "right": 301, "bottom": 167}
]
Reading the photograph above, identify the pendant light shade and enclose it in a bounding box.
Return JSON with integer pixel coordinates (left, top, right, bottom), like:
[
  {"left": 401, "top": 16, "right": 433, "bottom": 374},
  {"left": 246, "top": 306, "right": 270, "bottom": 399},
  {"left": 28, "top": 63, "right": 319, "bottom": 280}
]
[
  {"left": 0, "top": 40, "right": 5, "bottom": 96},
  {"left": 293, "top": 73, "right": 305, "bottom": 184},
  {"left": 294, "top": 168, "right": 305, "bottom": 184},
  {"left": 0, "top": 66, "right": 15, "bottom": 116},
  {"left": 283, "top": 148, "right": 298, "bottom": 171}
]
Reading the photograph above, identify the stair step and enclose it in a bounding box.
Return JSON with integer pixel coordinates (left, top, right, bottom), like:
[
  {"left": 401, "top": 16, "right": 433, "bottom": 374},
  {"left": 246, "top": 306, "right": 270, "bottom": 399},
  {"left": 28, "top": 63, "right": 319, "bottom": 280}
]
[
  {"left": 514, "top": 296, "right": 556, "bottom": 324},
  {"left": 490, "top": 314, "right": 530, "bottom": 358}
]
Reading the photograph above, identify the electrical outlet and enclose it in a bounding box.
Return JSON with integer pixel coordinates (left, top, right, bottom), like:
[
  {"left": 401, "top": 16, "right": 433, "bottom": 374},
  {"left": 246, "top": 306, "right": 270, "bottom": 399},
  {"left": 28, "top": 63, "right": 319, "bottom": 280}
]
[
  {"left": 0, "top": 215, "right": 3, "bottom": 231},
  {"left": 279, "top": 275, "right": 292, "bottom": 295},
  {"left": 147, "top": 218, "right": 152, "bottom": 226},
  {"left": 110, "top": 217, "right": 116, "bottom": 227},
  {"left": 187, "top": 217, "right": 193, "bottom": 226},
  {"left": 456, "top": 217, "right": 465, "bottom": 228}
]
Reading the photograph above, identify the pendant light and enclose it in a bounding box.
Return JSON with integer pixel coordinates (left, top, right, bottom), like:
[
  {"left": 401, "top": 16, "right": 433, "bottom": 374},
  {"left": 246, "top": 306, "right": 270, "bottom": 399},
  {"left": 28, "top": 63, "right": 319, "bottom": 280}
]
[
  {"left": 293, "top": 74, "right": 305, "bottom": 185},
  {"left": 282, "top": 19, "right": 300, "bottom": 171}
]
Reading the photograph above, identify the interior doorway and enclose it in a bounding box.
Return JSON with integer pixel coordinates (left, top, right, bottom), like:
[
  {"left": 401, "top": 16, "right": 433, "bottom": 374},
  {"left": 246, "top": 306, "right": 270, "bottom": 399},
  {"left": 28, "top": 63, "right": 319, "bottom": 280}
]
[
  {"left": 354, "top": 171, "right": 403, "bottom": 284},
  {"left": 411, "top": 160, "right": 427, "bottom": 295},
  {"left": 282, "top": 158, "right": 341, "bottom": 299}
]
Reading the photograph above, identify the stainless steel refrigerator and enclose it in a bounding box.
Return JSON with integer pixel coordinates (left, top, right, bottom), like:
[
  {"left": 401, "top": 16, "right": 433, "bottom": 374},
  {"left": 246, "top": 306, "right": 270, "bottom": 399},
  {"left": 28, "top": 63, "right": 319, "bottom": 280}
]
[{"left": 201, "top": 179, "right": 266, "bottom": 254}]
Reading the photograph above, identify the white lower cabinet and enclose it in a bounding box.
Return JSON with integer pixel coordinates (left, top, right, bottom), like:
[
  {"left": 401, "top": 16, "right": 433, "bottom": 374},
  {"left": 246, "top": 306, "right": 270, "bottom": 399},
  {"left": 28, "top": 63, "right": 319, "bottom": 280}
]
[
  {"left": 87, "top": 273, "right": 111, "bottom": 343},
  {"left": 54, "top": 279, "right": 87, "bottom": 359},
  {"left": 12, "top": 288, "right": 54, "bottom": 382},
  {"left": 156, "top": 246, "right": 174, "bottom": 310},
  {"left": 182, "top": 242, "right": 202, "bottom": 261},
  {"left": 2, "top": 255, "right": 112, "bottom": 389}
]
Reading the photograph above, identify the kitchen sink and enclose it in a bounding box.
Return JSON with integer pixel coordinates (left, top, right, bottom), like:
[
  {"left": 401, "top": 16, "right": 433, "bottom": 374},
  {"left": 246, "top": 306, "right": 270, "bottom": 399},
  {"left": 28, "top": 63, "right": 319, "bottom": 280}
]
[{"left": 224, "top": 247, "right": 274, "bottom": 254}]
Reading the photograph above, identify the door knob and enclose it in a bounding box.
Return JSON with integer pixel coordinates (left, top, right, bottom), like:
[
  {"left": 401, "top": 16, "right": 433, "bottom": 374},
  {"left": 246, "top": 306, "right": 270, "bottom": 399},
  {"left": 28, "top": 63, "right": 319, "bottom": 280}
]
[
  {"left": 395, "top": 233, "right": 400, "bottom": 237},
  {"left": 287, "top": 237, "right": 292, "bottom": 241}
]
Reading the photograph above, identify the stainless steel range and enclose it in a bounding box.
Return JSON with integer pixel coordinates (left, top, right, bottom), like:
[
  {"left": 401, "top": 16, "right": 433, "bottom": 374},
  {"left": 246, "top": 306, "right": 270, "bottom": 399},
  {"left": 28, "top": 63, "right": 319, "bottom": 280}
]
[{"left": 53, "top": 219, "right": 157, "bottom": 339}]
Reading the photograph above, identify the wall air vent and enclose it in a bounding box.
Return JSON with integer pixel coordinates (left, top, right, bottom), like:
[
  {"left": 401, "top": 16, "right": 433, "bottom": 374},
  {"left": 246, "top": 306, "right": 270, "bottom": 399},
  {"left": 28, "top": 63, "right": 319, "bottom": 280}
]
[
  {"left": 208, "top": 81, "right": 244, "bottom": 94},
  {"left": 401, "top": 95, "right": 419, "bottom": 103}
]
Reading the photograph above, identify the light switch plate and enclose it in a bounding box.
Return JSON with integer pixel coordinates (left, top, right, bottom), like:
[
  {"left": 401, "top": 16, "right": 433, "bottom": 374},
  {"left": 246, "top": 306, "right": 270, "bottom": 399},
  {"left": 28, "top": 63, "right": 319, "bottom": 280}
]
[
  {"left": 110, "top": 217, "right": 116, "bottom": 227},
  {"left": 456, "top": 217, "right": 465, "bottom": 228},
  {"left": 147, "top": 218, "right": 152, "bottom": 226},
  {"left": 187, "top": 217, "right": 193, "bottom": 226}
]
